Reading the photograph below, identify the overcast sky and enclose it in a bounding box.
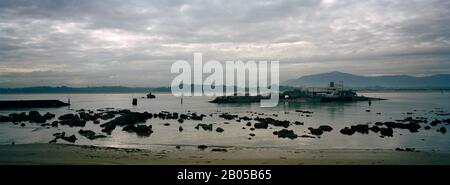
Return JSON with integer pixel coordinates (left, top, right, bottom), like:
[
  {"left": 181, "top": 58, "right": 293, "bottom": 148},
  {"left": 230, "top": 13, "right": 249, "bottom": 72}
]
[{"left": 0, "top": 0, "right": 449, "bottom": 87}]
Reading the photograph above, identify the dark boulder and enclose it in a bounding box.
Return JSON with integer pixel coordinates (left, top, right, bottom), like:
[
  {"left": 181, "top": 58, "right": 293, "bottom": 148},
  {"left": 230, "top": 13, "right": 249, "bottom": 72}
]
[
  {"left": 351, "top": 124, "right": 369, "bottom": 134},
  {"left": 122, "top": 125, "right": 153, "bottom": 137},
  {"left": 180, "top": 114, "right": 189, "bottom": 119},
  {"left": 58, "top": 114, "right": 86, "bottom": 127},
  {"left": 134, "top": 125, "right": 153, "bottom": 136},
  {"left": 319, "top": 125, "right": 333, "bottom": 132},
  {"left": 28, "top": 111, "right": 46, "bottom": 123},
  {"left": 198, "top": 145, "right": 208, "bottom": 150},
  {"left": 405, "top": 148, "right": 416, "bottom": 152},
  {"left": 131, "top": 125, "right": 153, "bottom": 136},
  {"left": 122, "top": 125, "right": 135, "bottom": 133},
  {"left": 430, "top": 119, "right": 442, "bottom": 126},
  {"left": 239, "top": 116, "right": 252, "bottom": 121},
  {"left": 308, "top": 125, "right": 333, "bottom": 136},
  {"left": 340, "top": 127, "right": 355, "bottom": 135},
  {"left": 254, "top": 122, "right": 268, "bottom": 129},
  {"left": 190, "top": 113, "right": 206, "bottom": 121},
  {"left": 299, "top": 135, "right": 315, "bottom": 138},
  {"left": 219, "top": 113, "right": 238, "bottom": 120},
  {"left": 79, "top": 112, "right": 96, "bottom": 121},
  {"left": 211, "top": 148, "right": 227, "bottom": 152},
  {"left": 8, "top": 112, "right": 28, "bottom": 123},
  {"left": 216, "top": 127, "right": 224, "bottom": 133},
  {"left": 380, "top": 127, "right": 394, "bottom": 137},
  {"left": 78, "top": 129, "right": 107, "bottom": 140},
  {"left": 254, "top": 117, "right": 290, "bottom": 128},
  {"left": 296, "top": 110, "right": 313, "bottom": 114},
  {"left": 273, "top": 129, "right": 298, "bottom": 139},
  {"left": 308, "top": 128, "right": 323, "bottom": 136},
  {"left": 195, "top": 123, "right": 213, "bottom": 131},
  {"left": 380, "top": 121, "right": 421, "bottom": 133},
  {"left": 369, "top": 126, "right": 381, "bottom": 133},
  {"left": 61, "top": 134, "right": 77, "bottom": 143},
  {"left": 438, "top": 127, "right": 447, "bottom": 134}
]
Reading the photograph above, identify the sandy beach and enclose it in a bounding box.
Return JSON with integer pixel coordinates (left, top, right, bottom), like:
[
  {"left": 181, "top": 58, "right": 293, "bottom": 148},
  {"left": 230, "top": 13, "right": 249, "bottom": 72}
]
[{"left": 0, "top": 144, "right": 449, "bottom": 165}]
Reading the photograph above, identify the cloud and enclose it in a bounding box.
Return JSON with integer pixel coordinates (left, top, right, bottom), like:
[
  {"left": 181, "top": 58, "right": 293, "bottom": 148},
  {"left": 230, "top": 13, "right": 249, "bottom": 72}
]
[{"left": 0, "top": 0, "right": 449, "bottom": 87}]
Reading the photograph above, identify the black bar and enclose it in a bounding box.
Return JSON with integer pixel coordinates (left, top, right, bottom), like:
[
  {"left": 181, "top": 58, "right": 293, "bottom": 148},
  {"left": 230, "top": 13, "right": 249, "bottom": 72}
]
[{"left": 1, "top": 165, "right": 447, "bottom": 184}]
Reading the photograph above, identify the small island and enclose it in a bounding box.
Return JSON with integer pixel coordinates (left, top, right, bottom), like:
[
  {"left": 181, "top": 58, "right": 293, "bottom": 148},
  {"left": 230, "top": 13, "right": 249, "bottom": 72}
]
[{"left": 210, "top": 82, "right": 385, "bottom": 104}]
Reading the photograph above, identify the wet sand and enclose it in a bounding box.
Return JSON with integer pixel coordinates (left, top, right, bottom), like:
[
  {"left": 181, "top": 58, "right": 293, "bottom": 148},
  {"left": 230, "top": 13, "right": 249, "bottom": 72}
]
[{"left": 0, "top": 144, "right": 449, "bottom": 165}]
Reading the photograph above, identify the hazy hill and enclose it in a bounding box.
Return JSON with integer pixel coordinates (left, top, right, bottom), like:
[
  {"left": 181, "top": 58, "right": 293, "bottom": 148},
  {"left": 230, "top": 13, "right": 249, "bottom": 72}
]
[
  {"left": 282, "top": 71, "right": 450, "bottom": 88},
  {"left": 0, "top": 85, "right": 295, "bottom": 94},
  {"left": 0, "top": 86, "right": 171, "bottom": 94}
]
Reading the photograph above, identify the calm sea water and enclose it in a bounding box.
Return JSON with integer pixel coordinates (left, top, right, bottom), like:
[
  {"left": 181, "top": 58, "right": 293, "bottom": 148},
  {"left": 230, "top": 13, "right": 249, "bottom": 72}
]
[{"left": 0, "top": 92, "right": 449, "bottom": 151}]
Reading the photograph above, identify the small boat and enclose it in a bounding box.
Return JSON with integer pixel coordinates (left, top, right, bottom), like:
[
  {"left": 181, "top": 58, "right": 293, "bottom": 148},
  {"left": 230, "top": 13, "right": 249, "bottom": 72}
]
[{"left": 146, "top": 92, "right": 156, "bottom": 99}]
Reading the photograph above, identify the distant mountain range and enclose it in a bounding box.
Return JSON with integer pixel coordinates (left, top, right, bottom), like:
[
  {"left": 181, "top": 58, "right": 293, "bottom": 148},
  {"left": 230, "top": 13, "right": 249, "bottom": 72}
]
[
  {"left": 282, "top": 71, "right": 450, "bottom": 88},
  {"left": 0, "top": 86, "right": 171, "bottom": 94},
  {"left": 0, "top": 85, "right": 295, "bottom": 94},
  {"left": 2, "top": 71, "right": 449, "bottom": 93}
]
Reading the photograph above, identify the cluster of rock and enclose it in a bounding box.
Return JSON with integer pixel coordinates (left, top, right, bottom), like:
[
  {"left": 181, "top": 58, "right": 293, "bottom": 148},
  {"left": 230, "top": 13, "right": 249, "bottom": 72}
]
[
  {"left": 78, "top": 129, "right": 107, "bottom": 140},
  {"left": 340, "top": 116, "right": 449, "bottom": 137},
  {"left": 395, "top": 147, "right": 417, "bottom": 152},
  {"left": 273, "top": 129, "right": 298, "bottom": 139},
  {"left": 49, "top": 132, "right": 77, "bottom": 143},
  {"left": 254, "top": 117, "right": 290, "bottom": 129},
  {"left": 195, "top": 123, "right": 213, "bottom": 131},
  {"left": 123, "top": 125, "right": 153, "bottom": 136},
  {"left": 219, "top": 113, "right": 238, "bottom": 120},
  {"left": 0, "top": 111, "right": 55, "bottom": 123},
  {"left": 99, "top": 110, "right": 153, "bottom": 135},
  {"left": 308, "top": 125, "right": 333, "bottom": 136},
  {"left": 2, "top": 108, "right": 448, "bottom": 146},
  {"left": 92, "top": 110, "right": 211, "bottom": 136}
]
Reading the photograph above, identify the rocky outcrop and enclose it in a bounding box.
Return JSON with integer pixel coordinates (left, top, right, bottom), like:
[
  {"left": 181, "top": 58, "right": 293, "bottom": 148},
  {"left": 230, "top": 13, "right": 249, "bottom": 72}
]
[
  {"left": 58, "top": 114, "right": 86, "bottom": 127},
  {"left": 122, "top": 125, "right": 153, "bottom": 136},
  {"left": 49, "top": 132, "right": 77, "bottom": 143},
  {"left": 0, "top": 111, "right": 55, "bottom": 123},
  {"left": 273, "top": 129, "right": 298, "bottom": 139},
  {"left": 216, "top": 127, "right": 224, "bottom": 133},
  {"left": 78, "top": 129, "right": 107, "bottom": 140},
  {"left": 100, "top": 111, "right": 153, "bottom": 134},
  {"left": 254, "top": 117, "right": 290, "bottom": 128},
  {"left": 195, "top": 123, "right": 213, "bottom": 131},
  {"left": 308, "top": 125, "right": 333, "bottom": 136}
]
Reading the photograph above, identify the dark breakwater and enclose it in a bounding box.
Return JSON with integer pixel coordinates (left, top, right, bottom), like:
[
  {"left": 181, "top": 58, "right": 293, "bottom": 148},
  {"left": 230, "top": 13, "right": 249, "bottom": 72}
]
[{"left": 0, "top": 100, "right": 69, "bottom": 109}]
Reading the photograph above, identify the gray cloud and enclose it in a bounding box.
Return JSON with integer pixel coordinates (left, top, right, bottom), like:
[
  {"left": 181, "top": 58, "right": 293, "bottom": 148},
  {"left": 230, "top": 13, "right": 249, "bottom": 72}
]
[{"left": 0, "top": 0, "right": 449, "bottom": 87}]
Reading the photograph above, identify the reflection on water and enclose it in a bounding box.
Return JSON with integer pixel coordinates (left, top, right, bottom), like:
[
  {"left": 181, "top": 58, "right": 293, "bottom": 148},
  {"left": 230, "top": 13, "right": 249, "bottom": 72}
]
[{"left": 0, "top": 92, "right": 449, "bottom": 152}]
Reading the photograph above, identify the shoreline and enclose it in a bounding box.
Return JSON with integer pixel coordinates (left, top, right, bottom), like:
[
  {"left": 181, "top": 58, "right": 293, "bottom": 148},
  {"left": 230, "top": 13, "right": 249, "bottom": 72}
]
[
  {"left": 1, "top": 143, "right": 449, "bottom": 165},
  {"left": 0, "top": 89, "right": 449, "bottom": 95}
]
